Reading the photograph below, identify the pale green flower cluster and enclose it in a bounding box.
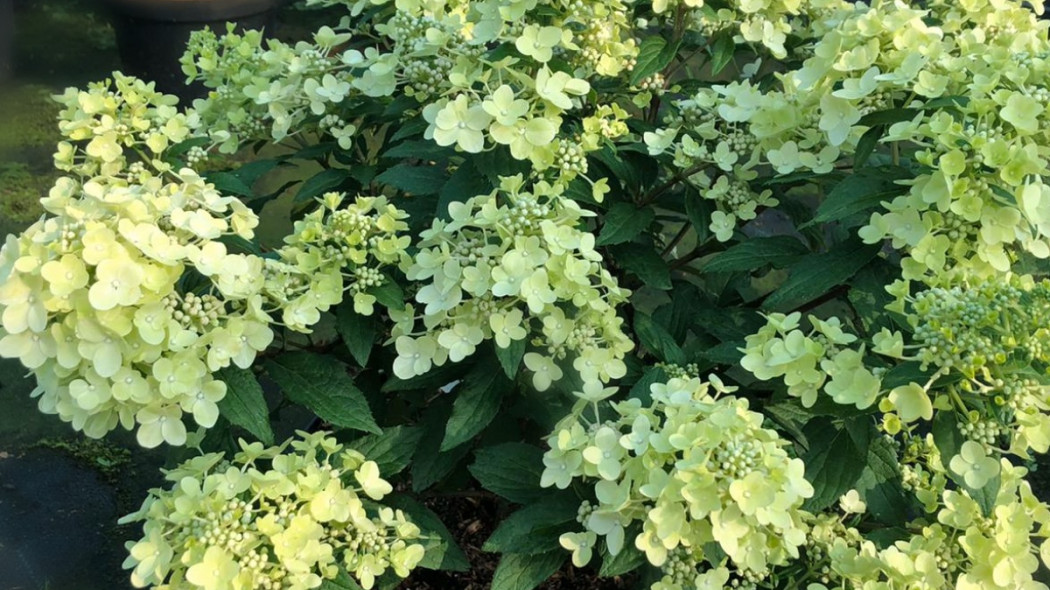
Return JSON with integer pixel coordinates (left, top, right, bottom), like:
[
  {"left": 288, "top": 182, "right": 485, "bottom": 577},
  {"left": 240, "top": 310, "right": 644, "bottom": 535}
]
[
  {"left": 784, "top": 0, "right": 1050, "bottom": 280},
  {"left": 804, "top": 434, "right": 1050, "bottom": 590},
  {"left": 0, "top": 75, "right": 273, "bottom": 448},
  {"left": 397, "top": 175, "right": 632, "bottom": 390},
  {"left": 262, "top": 192, "right": 411, "bottom": 332},
  {"left": 181, "top": 24, "right": 365, "bottom": 152},
  {"left": 740, "top": 312, "right": 882, "bottom": 410},
  {"left": 121, "top": 431, "right": 425, "bottom": 590},
  {"left": 542, "top": 376, "right": 814, "bottom": 584}
]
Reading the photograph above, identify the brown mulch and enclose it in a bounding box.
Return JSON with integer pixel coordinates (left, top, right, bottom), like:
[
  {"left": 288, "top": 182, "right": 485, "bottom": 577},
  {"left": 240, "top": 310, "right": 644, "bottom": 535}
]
[{"left": 398, "top": 493, "right": 638, "bottom": 590}]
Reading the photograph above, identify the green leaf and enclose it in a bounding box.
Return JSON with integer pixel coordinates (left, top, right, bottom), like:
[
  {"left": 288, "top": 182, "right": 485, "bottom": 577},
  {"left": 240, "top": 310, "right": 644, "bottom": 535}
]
[
  {"left": 442, "top": 361, "right": 510, "bottom": 451},
  {"left": 318, "top": 569, "right": 364, "bottom": 590},
  {"left": 374, "top": 163, "right": 447, "bottom": 195},
  {"left": 964, "top": 472, "right": 1001, "bottom": 518},
  {"left": 805, "top": 167, "right": 910, "bottom": 228},
  {"left": 854, "top": 125, "right": 883, "bottom": 168},
  {"left": 295, "top": 168, "right": 352, "bottom": 202},
  {"left": 206, "top": 171, "right": 254, "bottom": 197},
  {"left": 858, "top": 108, "right": 920, "bottom": 127},
  {"left": 882, "top": 362, "right": 934, "bottom": 390},
  {"left": 855, "top": 435, "right": 913, "bottom": 526},
  {"left": 491, "top": 551, "right": 566, "bottom": 590},
  {"left": 702, "top": 236, "right": 808, "bottom": 273},
  {"left": 382, "top": 140, "right": 455, "bottom": 161},
  {"left": 215, "top": 366, "right": 274, "bottom": 445},
  {"left": 634, "top": 313, "right": 685, "bottom": 365},
  {"left": 630, "top": 36, "right": 673, "bottom": 85},
  {"left": 496, "top": 338, "right": 527, "bottom": 379},
  {"left": 609, "top": 244, "right": 672, "bottom": 290},
  {"left": 369, "top": 280, "right": 405, "bottom": 310},
  {"left": 802, "top": 418, "right": 869, "bottom": 511},
  {"left": 596, "top": 203, "right": 655, "bottom": 246},
  {"left": 708, "top": 29, "right": 736, "bottom": 75},
  {"left": 483, "top": 495, "right": 580, "bottom": 554},
  {"left": 599, "top": 539, "right": 646, "bottom": 577},
  {"left": 438, "top": 159, "right": 493, "bottom": 219},
  {"left": 412, "top": 401, "right": 473, "bottom": 492},
  {"left": 684, "top": 190, "right": 714, "bottom": 245},
  {"left": 761, "top": 239, "right": 880, "bottom": 313},
  {"left": 336, "top": 303, "right": 376, "bottom": 367},
  {"left": 385, "top": 494, "right": 470, "bottom": 572},
  {"left": 628, "top": 365, "right": 668, "bottom": 405},
  {"left": 469, "top": 442, "right": 545, "bottom": 504},
  {"left": 264, "top": 352, "right": 381, "bottom": 435},
  {"left": 348, "top": 425, "right": 423, "bottom": 476}
]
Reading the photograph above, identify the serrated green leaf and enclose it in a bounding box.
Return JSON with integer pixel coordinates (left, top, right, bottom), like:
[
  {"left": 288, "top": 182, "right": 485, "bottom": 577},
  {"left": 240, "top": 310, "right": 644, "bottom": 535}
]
[
  {"left": 438, "top": 159, "right": 493, "bottom": 219},
  {"left": 802, "top": 418, "right": 869, "bottom": 511},
  {"left": 412, "top": 401, "right": 473, "bottom": 492},
  {"left": 609, "top": 244, "right": 672, "bottom": 290},
  {"left": 702, "top": 236, "right": 808, "bottom": 273},
  {"left": 386, "top": 494, "right": 470, "bottom": 572},
  {"left": 382, "top": 140, "right": 455, "bottom": 160},
  {"left": 854, "top": 125, "right": 883, "bottom": 168},
  {"left": 265, "top": 352, "right": 380, "bottom": 435},
  {"left": 496, "top": 338, "right": 527, "bottom": 379},
  {"left": 215, "top": 366, "right": 274, "bottom": 445},
  {"left": 805, "top": 167, "right": 910, "bottom": 228},
  {"left": 855, "top": 435, "right": 913, "bottom": 526},
  {"left": 374, "top": 163, "right": 447, "bottom": 195},
  {"left": 859, "top": 108, "right": 920, "bottom": 127},
  {"left": 597, "top": 203, "right": 655, "bottom": 246},
  {"left": 630, "top": 36, "right": 672, "bottom": 85},
  {"left": 628, "top": 366, "right": 668, "bottom": 405},
  {"left": 442, "top": 360, "right": 509, "bottom": 451},
  {"left": 295, "top": 168, "right": 352, "bottom": 202},
  {"left": 761, "top": 239, "right": 880, "bottom": 313},
  {"left": 206, "top": 171, "right": 254, "bottom": 197},
  {"left": 599, "top": 538, "right": 646, "bottom": 577},
  {"left": 491, "top": 551, "right": 566, "bottom": 590},
  {"left": 933, "top": 408, "right": 1002, "bottom": 517},
  {"left": 336, "top": 303, "right": 376, "bottom": 367},
  {"left": 483, "top": 495, "right": 580, "bottom": 554},
  {"left": 708, "top": 30, "right": 736, "bottom": 75},
  {"left": 469, "top": 442, "right": 545, "bottom": 504},
  {"left": 369, "top": 280, "right": 405, "bottom": 310},
  {"left": 318, "top": 569, "right": 364, "bottom": 590},
  {"left": 348, "top": 426, "right": 423, "bottom": 476},
  {"left": 684, "top": 190, "right": 714, "bottom": 245},
  {"left": 634, "top": 313, "right": 685, "bottom": 365}
]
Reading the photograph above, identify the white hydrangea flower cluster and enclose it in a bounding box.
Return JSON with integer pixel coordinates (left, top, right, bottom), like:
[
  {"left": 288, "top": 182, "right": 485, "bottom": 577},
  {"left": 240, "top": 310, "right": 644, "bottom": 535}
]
[
  {"left": 0, "top": 75, "right": 274, "bottom": 448},
  {"left": 121, "top": 431, "right": 425, "bottom": 590},
  {"left": 262, "top": 192, "right": 411, "bottom": 333},
  {"left": 397, "top": 175, "right": 633, "bottom": 390},
  {"left": 783, "top": 0, "right": 1050, "bottom": 281},
  {"left": 739, "top": 312, "right": 883, "bottom": 410},
  {"left": 181, "top": 24, "right": 367, "bottom": 152},
  {"left": 804, "top": 433, "right": 1050, "bottom": 590},
  {"left": 542, "top": 376, "right": 814, "bottom": 584}
]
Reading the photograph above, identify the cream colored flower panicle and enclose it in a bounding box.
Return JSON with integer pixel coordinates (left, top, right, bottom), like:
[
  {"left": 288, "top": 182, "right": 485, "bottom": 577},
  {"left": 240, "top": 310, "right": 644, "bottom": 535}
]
[
  {"left": 120, "top": 431, "right": 426, "bottom": 590},
  {"left": 262, "top": 192, "right": 412, "bottom": 332},
  {"left": 542, "top": 376, "right": 813, "bottom": 588},
  {"left": 396, "top": 175, "right": 633, "bottom": 390},
  {"left": 0, "top": 74, "right": 274, "bottom": 448}
]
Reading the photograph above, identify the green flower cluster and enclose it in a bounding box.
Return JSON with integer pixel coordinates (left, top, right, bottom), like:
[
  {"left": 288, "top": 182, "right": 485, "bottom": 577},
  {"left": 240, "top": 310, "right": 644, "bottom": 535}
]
[
  {"left": 740, "top": 312, "right": 882, "bottom": 409},
  {"left": 541, "top": 376, "right": 813, "bottom": 583},
  {"left": 0, "top": 75, "right": 270, "bottom": 447},
  {"left": 804, "top": 434, "right": 1050, "bottom": 590},
  {"left": 181, "top": 24, "right": 362, "bottom": 152},
  {"left": 262, "top": 193, "right": 411, "bottom": 332},
  {"left": 397, "top": 175, "right": 632, "bottom": 390},
  {"left": 121, "top": 431, "right": 425, "bottom": 590}
]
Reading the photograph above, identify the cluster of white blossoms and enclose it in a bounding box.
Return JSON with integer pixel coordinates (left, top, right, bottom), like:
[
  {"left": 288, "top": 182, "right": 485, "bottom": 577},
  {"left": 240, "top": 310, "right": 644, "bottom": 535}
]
[
  {"left": 542, "top": 376, "right": 813, "bottom": 586},
  {"left": 121, "top": 431, "right": 425, "bottom": 590},
  {"left": 802, "top": 432, "right": 1050, "bottom": 590},
  {"left": 181, "top": 24, "right": 366, "bottom": 152},
  {"left": 740, "top": 312, "right": 883, "bottom": 410},
  {"left": 0, "top": 74, "right": 272, "bottom": 448},
  {"left": 262, "top": 192, "right": 411, "bottom": 332},
  {"left": 396, "top": 175, "right": 633, "bottom": 390}
]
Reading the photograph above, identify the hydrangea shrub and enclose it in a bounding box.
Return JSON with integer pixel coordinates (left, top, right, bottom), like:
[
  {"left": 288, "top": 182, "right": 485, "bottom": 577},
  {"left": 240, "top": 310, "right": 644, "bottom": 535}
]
[{"left": 3, "top": 0, "right": 1050, "bottom": 588}]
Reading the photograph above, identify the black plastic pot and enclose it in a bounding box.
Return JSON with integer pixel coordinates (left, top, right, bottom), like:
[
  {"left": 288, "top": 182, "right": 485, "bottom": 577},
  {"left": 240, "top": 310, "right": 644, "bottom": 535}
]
[{"left": 104, "top": 0, "right": 281, "bottom": 102}]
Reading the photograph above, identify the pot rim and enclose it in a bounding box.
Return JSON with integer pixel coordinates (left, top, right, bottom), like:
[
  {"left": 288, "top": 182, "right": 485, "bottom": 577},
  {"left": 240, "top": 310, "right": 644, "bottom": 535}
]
[{"left": 104, "top": 0, "right": 282, "bottom": 23}]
